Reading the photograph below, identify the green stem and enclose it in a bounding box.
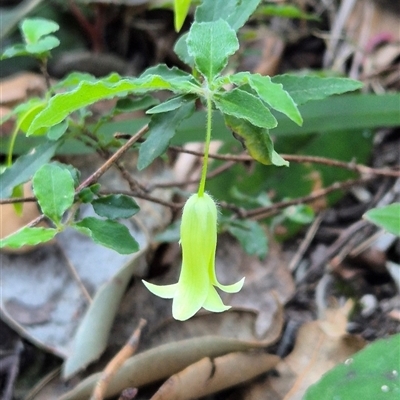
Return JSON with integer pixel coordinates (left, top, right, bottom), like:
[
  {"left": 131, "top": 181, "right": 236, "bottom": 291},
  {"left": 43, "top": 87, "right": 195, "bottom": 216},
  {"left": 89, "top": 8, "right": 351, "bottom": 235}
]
[
  {"left": 197, "top": 94, "right": 212, "bottom": 197},
  {"left": 7, "top": 125, "right": 19, "bottom": 166}
]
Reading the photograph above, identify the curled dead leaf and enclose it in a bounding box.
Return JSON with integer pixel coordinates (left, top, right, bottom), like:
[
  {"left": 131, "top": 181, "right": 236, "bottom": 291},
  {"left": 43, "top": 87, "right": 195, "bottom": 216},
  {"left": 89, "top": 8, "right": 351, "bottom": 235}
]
[
  {"left": 59, "top": 304, "right": 284, "bottom": 399},
  {"left": 150, "top": 351, "right": 280, "bottom": 400}
]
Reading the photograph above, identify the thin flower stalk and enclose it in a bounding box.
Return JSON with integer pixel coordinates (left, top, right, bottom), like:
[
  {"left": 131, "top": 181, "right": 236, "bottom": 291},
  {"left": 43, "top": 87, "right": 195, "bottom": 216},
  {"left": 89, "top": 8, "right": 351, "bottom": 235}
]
[{"left": 143, "top": 92, "right": 244, "bottom": 321}]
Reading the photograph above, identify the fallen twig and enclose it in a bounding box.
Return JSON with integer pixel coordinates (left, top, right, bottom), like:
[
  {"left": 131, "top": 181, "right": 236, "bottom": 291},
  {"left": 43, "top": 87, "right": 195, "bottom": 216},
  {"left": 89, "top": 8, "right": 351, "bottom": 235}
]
[{"left": 90, "top": 319, "right": 147, "bottom": 400}]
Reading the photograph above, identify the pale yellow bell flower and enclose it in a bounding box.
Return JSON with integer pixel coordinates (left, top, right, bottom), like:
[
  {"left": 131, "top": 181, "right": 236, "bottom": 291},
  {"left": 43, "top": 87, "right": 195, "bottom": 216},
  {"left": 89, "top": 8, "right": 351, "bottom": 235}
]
[{"left": 143, "top": 192, "right": 244, "bottom": 321}]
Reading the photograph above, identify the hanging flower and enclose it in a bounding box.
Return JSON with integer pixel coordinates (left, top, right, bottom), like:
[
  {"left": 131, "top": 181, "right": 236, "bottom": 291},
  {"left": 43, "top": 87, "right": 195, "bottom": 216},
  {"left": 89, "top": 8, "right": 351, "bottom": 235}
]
[{"left": 143, "top": 192, "right": 244, "bottom": 321}]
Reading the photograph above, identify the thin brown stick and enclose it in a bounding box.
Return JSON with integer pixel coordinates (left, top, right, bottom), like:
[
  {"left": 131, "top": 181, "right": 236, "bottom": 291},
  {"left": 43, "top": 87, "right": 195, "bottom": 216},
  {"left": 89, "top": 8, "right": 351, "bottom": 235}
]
[
  {"left": 101, "top": 190, "right": 183, "bottom": 210},
  {"left": 288, "top": 213, "right": 324, "bottom": 272},
  {"left": 76, "top": 125, "right": 149, "bottom": 192},
  {"left": 90, "top": 319, "right": 147, "bottom": 400},
  {"left": 0, "top": 197, "right": 36, "bottom": 205},
  {"left": 243, "top": 177, "right": 372, "bottom": 220},
  {"left": 56, "top": 243, "right": 92, "bottom": 304},
  {"left": 114, "top": 160, "right": 147, "bottom": 192},
  {"left": 282, "top": 154, "right": 400, "bottom": 178},
  {"left": 26, "top": 214, "right": 46, "bottom": 228},
  {"left": 39, "top": 59, "right": 51, "bottom": 91},
  {"left": 169, "top": 146, "right": 400, "bottom": 178},
  {"left": 147, "top": 160, "right": 237, "bottom": 190}
]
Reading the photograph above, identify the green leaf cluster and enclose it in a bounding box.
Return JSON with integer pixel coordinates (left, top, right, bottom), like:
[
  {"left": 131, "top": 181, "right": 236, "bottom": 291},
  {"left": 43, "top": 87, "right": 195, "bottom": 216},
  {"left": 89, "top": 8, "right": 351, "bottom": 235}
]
[
  {"left": 1, "top": 18, "right": 60, "bottom": 59},
  {"left": 17, "top": 0, "right": 361, "bottom": 173},
  {"left": 0, "top": 163, "right": 140, "bottom": 254},
  {"left": 0, "top": 0, "right": 364, "bottom": 255}
]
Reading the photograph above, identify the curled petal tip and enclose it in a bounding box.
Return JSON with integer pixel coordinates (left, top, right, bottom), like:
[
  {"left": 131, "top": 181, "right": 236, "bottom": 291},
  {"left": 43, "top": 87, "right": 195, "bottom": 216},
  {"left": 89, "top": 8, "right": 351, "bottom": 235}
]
[
  {"left": 215, "top": 277, "right": 245, "bottom": 294},
  {"left": 142, "top": 280, "right": 177, "bottom": 299}
]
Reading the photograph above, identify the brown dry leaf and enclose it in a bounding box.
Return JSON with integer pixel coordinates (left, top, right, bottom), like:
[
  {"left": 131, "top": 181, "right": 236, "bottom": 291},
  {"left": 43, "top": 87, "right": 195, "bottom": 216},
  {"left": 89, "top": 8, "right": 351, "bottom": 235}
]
[
  {"left": 150, "top": 351, "right": 280, "bottom": 400},
  {"left": 242, "top": 301, "right": 366, "bottom": 400},
  {"left": 0, "top": 72, "right": 46, "bottom": 107},
  {"left": 55, "top": 305, "right": 283, "bottom": 400},
  {"left": 226, "top": 236, "right": 295, "bottom": 338}
]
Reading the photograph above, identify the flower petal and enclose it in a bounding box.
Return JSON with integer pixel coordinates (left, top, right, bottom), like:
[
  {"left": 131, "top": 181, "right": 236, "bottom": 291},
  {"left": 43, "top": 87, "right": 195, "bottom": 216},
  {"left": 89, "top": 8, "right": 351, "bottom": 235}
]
[
  {"left": 208, "top": 255, "right": 245, "bottom": 293},
  {"left": 203, "top": 285, "right": 231, "bottom": 313},
  {"left": 172, "top": 257, "right": 209, "bottom": 321},
  {"left": 214, "top": 277, "right": 245, "bottom": 293},
  {"left": 142, "top": 281, "right": 177, "bottom": 299},
  {"left": 180, "top": 193, "right": 217, "bottom": 264}
]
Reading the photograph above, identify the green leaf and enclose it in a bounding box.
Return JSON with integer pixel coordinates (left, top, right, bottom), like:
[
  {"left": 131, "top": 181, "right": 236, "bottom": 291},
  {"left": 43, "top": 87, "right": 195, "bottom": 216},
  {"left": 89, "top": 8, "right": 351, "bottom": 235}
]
[
  {"left": 174, "top": 33, "right": 193, "bottom": 66},
  {"left": 1, "top": 43, "right": 28, "bottom": 59},
  {"left": 32, "top": 163, "right": 75, "bottom": 224},
  {"left": 0, "top": 141, "right": 59, "bottom": 199},
  {"left": 15, "top": 97, "right": 47, "bottom": 134},
  {"left": 54, "top": 72, "right": 98, "bottom": 89},
  {"left": 92, "top": 195, "right": 140, "bottom": 219},
  {"left": 187, "top": 20, "right": 239, "bottom": 81},
  {"left": 364, "top": 203, "right": 400, "bottom": 236},
  {"left": 271, "top": 75, "right": 363, "bottom": 105},
  {"left": 304, "top": 334, "right": 400, "bottom": 400},
  {"left": 11, "top": 184, "right": 24, "bottom": 216},
  {"left": 214, "top": 88, "right": 277, "bottom": 129},
  {"left": 231, "top": 72, "right": 303, "bottom": 125},
  {"left": 74, "top": 217, "right": 139, "bottom": 254},
  {"left": 77, "top": 188, "right": 95, "bottom": 204},
  {"left": 196, "top": 0, "right": 261, "bottom": 31},
  {"left": 0, "top": 227, "right": 57, "bottom": 249},
  {"left": 47, "top": 120, "right": 68, "bottom": 140},
  {"left": 258, "top": 4, "right": 319, "bottom": 20},
  {"left": 21, "top": 18, "right": 59, "bottom": 44},
  {"left": 140, "top": 64, "right": 198, "bottom": 85},
  {"left": 52, "top": 161, "right": 81, "bottom": 187},
  {"left": 283, "top": 204, "right": 314, "bottom": 224},
  {"left": 224, "top": 114, "right": 288, "bottom": 166},
  {"left": 114, "top": 95, "right": 158, "bottom": 114},
  {"left": 25, "top": 35, "right": 60, "bottom": 54},
  {"left": 224, "top": 219, "right": 268, "bottom": 259},
  {"left": 28, "top": 73, "right": 198, "bottom": 135},
  {"left": 226, "top": 0, "right": 263, "bottom": 30},
  {"left": 138, "top": 100, "right": 195, "bottom": 170},
  {"left": 146, "top": 94, "right": 197, "bottom": 114},
  {"left": 77, "top": 184, "right": 100, "bottom": 204},
  {"left": 174, "top": 0, "right": 192, "bottom": 31},
  {"left": 195, "top": 0, "right": 236, "bottom": 23}
]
